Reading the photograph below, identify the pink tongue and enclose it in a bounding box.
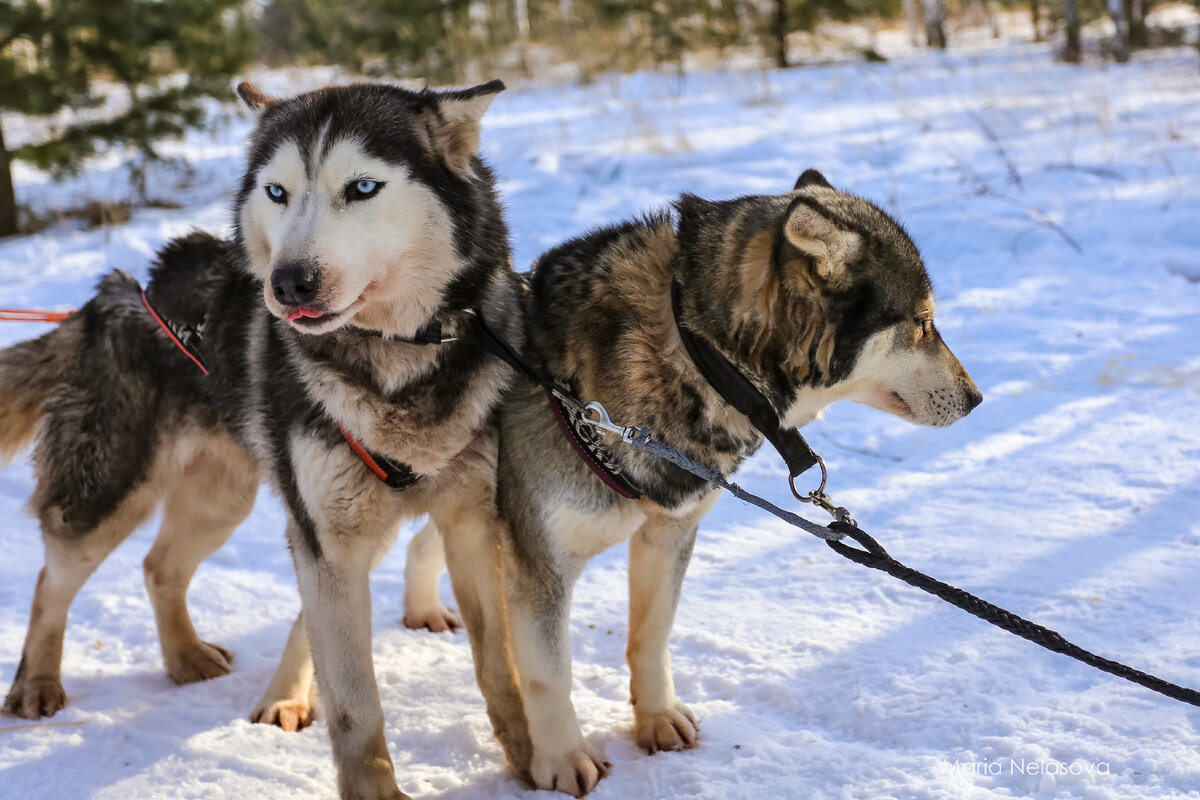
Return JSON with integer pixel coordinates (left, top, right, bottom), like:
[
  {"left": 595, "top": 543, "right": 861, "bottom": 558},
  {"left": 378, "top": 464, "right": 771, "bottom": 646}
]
[{"left": 287, "top": 308, "right": 325, "bottom": 321}]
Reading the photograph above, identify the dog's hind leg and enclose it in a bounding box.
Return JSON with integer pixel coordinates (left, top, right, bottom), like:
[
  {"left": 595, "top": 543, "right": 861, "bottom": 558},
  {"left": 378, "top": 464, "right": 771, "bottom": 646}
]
[
  {"left": 429, "top": 501, "right": 532, "bottom": 780},
  {"left": 142, "top": 436, "right": 257, "bottom": 685},
  {"left": 4, "top": 486, "right": 159, "bottom": 719},
  {"left": 252, "top": 523, "right": 446, "bottom": 735},
  {"left": 250, "top": 612, "right": 317, "bottom": 731},
  {"left": 401, "top": 520, "right": 460, "bottom": 633},
  {"left": 626, "top": 491, "right": 718, "bottom": 754}
]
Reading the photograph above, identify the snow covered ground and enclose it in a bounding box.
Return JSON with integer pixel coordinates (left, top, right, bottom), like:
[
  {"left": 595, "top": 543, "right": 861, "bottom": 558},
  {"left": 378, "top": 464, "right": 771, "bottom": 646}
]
[{"left": 3, "top": 41, "right": 1200, "bottom": 800}]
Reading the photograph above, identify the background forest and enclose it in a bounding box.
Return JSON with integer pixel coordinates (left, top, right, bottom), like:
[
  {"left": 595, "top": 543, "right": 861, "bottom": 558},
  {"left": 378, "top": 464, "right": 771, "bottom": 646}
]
[{"left": 0, "top": 0, "right": 1195, "bottom": 237}]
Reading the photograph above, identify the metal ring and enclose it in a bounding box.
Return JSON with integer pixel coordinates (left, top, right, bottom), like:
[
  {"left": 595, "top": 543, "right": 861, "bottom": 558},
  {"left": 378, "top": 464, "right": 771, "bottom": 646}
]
[{"left": 789, "top": 455, "right": 828, "bottom": 504}]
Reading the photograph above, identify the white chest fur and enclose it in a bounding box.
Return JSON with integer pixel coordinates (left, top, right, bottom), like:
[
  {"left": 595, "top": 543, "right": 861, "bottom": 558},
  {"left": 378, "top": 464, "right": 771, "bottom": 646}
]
[{"left": 545, "top": 501, "right": 647, "bottom": 562}]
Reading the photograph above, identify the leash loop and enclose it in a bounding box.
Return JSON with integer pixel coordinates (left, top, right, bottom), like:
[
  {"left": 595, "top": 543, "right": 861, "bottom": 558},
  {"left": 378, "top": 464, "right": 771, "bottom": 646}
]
[
  {"left": 789, "top": 455, "right": 829, "bottom": 503},
  {"left": 825, "top": 520, "right": 890, "bottom": 561}
]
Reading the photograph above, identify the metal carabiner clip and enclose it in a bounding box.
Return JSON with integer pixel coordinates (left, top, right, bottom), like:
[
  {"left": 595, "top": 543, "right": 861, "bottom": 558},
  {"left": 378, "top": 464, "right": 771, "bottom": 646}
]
[{"left": 583, "top": 401, "right": 637, "bottom": 442}]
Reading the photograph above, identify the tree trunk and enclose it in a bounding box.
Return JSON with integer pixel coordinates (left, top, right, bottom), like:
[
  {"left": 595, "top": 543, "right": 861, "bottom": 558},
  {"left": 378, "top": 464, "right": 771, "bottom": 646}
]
[
  {"left": 514, "top": 0, "right": 529, "bottom": 40},
  {"left": 1062, "top": 0, "right": 1081, "bottom": 62},
  {"left": 1108, "top": 0, "right": 1130, "bottom": 61},
  {"left": 0, "top": 121, "right": 17, "bottom": 238},
  {"left": 558, "top": 0, "right": 573, "bottom": 56},
  {"left": 923, "top": 0, "right": 948, "bottom": 49},
  {"left": 1127, "top": 0, "right": 1148, "bottom": 47},
  {"left": 1030, "top": 0, "right": 1043, "bottom": 42},
  {"left": 903, "top": 0, "right": 923, "bottom": 46},
  {"left": 773, "top": 0, "right": 788, "bottom": 67}
]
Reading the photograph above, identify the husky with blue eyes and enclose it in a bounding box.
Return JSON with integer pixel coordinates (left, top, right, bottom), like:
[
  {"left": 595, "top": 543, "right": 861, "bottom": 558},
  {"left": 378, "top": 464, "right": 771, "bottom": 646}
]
[{"left": 0, "top": 80, "right": 529, "bottom": 799}]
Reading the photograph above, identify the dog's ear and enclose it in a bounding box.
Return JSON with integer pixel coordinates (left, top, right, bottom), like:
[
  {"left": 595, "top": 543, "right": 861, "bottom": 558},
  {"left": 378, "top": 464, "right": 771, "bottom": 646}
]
[
  {"left": 426, "top": 79, "right": 505, "bottom": 176},
  {"left": 794, "top": 168, "right": 832, "bottom": 191},
  {"left": 782, "top": 201, "right": 860, "bottom": 284},
  {"left": 237, "top": 82, "right": 278, "bottom": 111}
]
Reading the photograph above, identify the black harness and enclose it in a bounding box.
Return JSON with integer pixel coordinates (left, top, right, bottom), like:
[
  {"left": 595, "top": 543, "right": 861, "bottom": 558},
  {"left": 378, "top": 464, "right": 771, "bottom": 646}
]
[
  {"left": 669, "top": 279, "right": 823, "bottom": 483},
  {"left": 347, "top": 317, "right": 466, "bottom": 489},
  {"left": 465, "top": 280, "right": 828, "bottom": 500}
]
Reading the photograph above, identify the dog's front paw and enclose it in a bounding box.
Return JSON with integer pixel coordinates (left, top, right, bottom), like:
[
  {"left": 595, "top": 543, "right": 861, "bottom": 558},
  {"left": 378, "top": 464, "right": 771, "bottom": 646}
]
[
  {"left": 341, "top": 783, "right": 411, "bottom": 800},
  {"left": 3, "top": 676, "right": 67, "bottom": 719},
  {"left": 531, "top": 744, "right": 608, "bottom": 797},
  {"left": 250, "top": 698, "right": 315, "bottom": 732},
  {"left": 634, "top": 701, "right": 698, "bottom": 754},
  {"left": 402, "top": 605, "right": 461, "bottom": 633},
  {"left": 371, "top": 788, "right": 411, "bottom": 800},
  {"left": 338, "top": 768, "right": 411, "bottom": 800},
  {"left": 165, "top": 640, "right": 233, "bottom": 684}
]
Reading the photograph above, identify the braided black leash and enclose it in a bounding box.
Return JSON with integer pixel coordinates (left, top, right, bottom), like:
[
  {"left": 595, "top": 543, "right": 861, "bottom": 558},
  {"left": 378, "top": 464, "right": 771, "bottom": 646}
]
[
  {"left": 631, "top": 431, "right": 845, "bottom": 542},
  {"left": 468, "top": 311, "right": 1200, "bottom": 708},
  {"left": 627, "top": 428, "right": 1200, "bottom": 708},
  {"left": 824, "top": 522, "right": 1200, "bottom": 705}
]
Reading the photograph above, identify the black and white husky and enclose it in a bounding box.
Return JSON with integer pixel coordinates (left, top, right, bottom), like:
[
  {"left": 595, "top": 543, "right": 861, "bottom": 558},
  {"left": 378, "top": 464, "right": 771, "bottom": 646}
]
[{"left": 0, "top": 80, "right": 527, "bottom": 800}]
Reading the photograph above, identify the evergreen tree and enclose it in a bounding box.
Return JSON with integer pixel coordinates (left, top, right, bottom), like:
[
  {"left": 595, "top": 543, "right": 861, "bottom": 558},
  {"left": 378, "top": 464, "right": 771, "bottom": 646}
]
[
  {"left": 255, "top": 0, "right": 475, "bottom": 82},
  {"left": 0, "top": 0, "right": 252, "bottom": 237},
  {"left": 0, "top": 1, "right": 92, "bottom": 236}
]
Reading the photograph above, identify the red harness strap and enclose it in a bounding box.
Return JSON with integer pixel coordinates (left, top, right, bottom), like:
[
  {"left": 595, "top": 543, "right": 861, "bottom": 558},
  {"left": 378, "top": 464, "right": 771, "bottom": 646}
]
[
  {"left": 336, "top": 424, "right": 420, "bottom": 490},
  {"left": 338, "top": 424, "right": 390, "bottom": 482},
  {"left": 141, "top": 291, "right": 209, "bottom": 375}
]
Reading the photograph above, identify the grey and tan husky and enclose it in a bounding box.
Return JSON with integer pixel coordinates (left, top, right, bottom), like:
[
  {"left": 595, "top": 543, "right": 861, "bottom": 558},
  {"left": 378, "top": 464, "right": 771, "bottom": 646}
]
[
  {"left": 0, "top": 80, "right": 530, "bottom": 799},
  {"left": 454, "top": 169, "right": 984, "bottom": 795}
]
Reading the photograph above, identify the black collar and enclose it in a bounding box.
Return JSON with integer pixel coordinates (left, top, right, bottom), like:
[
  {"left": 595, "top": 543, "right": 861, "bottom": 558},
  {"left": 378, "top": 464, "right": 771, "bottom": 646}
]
[
  {"left": 354, "top": 313, "right": 468, "bottom": 345},
  {"left": 669, "top": 279, "right": 821, "bottom": 480}
]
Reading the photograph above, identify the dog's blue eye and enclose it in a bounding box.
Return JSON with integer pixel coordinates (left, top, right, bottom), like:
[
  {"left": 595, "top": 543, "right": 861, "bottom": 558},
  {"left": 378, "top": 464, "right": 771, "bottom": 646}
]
[
  {"left": 265, "top": 184, "right": 288, "bottom": 204},
  {"left": 346, "top": 179, "right": 383, "bottom": 202}
]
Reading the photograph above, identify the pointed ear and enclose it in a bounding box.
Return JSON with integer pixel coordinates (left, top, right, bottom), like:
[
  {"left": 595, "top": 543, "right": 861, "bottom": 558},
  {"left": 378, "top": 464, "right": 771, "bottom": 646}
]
[
  {"left": 782, "top": 201, "right": 860, "bottom": 285},
  {"left": 794, "top": 169, "right": 832, "bottom": 191},
  {"left": 426, "top": 79, "right": 505, "bottom": 176},
  {"left": 237, "top": 82, "right": 278, "bottom": 111}
]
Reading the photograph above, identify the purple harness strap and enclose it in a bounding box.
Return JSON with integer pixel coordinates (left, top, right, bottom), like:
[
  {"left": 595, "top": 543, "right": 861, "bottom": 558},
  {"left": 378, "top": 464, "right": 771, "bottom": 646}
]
[{"left": 547, "top": 388, "right": 643, "bottom": 500}]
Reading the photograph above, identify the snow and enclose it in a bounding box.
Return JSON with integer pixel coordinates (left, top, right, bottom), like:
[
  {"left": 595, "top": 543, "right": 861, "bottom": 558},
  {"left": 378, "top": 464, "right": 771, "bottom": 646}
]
[{"left": 4, "top": 41, "right": 1200, "bottom": 800}]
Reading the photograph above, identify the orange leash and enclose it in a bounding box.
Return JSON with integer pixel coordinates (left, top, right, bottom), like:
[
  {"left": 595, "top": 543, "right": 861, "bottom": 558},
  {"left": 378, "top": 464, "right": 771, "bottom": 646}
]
[{"left": 0, "top": 308, "right": 74, "bottom": 323}]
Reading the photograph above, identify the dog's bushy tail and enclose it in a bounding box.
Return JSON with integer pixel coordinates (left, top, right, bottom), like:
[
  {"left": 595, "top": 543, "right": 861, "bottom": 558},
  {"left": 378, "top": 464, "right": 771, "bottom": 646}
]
[{"left": 0, "top": 313, "right": 83, "bottom": 463}]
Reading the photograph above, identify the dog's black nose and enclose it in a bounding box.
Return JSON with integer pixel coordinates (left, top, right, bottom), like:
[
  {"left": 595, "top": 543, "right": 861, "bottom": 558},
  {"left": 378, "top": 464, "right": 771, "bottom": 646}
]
[
  {"left": 271, "top": 263, "right": 321, "bottom": 306},
  {"left": 966, "top": 386, "right": 984, "bottom": 412}
]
